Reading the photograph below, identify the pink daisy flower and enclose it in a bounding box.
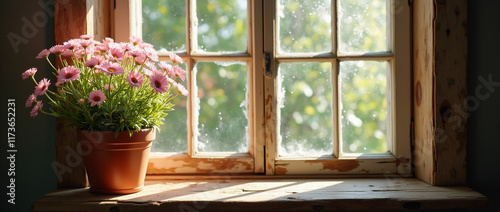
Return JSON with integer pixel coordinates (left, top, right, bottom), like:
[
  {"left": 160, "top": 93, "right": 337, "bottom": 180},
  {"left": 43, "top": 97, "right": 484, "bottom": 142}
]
[
  {"left": 129, "top": 36, "right": 143, "bottom": 46},
  {"left": 140, "top": 42, "right": 154, "bottom": 49},
  {"left": 134, "top": 54, "right": 147, "bottom": 65},
  {"left": 104, "top": 84, "right": 115, "bottom": 90},
  {"left": 61, "top": 49, "right": 74, "bottom": 57},
  {"left": 64, "top": 39, "right": 81, "bottom": 50},
  {"left": 176, "top": 83, "right": 188, "bottom": 96},
  {"left": 143, "top": 68, "right": 153, "bottom": 78},
  {"left": 78, "top": 98, "right": 85, "bottom": 104},
  {"left": 73, "top": 48, "right": 87, "bottom": 59},
  {"left": 119, "top": 42, "right": 133, "bottom": 52},
  {"left": 34, "top": 78, "right": 51, "bottom": 96},
  {"left": 50, "top": 44, "right": 68, "bottom": 55},
  {"left": 174, "top": 66, "right": 186, "bottom": 81},
  {"left": 85, "top": 55, "right": 105, "bottom": 68},
  {"left": 129, "top": 47, "right": 145, "bottom": 58},
  {"left": 104, "top": 37, "right": 114, "bottom": 44},
  {"left": 57, "top": 66, "right": 80, "bottom": 86},
  {"left": 22, "top": 68, "right": 37, "bottom": 80},
  {"left": 167, "top": 76, "right": 176, "bottom": 85},
  {"left": 159, "top": 61, "right": 175, "bottom": 77},
  {"left": 25, "top": 94, "right": 37, "bottom": 108},
  {"left": 79, "top": 39, "right": 94, "bottom": 48},
  {"left": 80, "top": 34, "right": 94, "bottom": 40},
  {"left": 169, "top": 53, "right": 184, "bottom": 64},
  {"left": 36, "top": 49, "right": 51, "bottom": 59},
  {"left": 149, "top": 71, "right": 169, "bottom": 93},
  {"left": 95, "top": 42, "right": 108, "bottom": 52},
  {"left": 88, "top": 90, "right": 106, "bottom": 106},
  {"left": 145, "top": 61, "right": 157, "bottom": 70},
  {"left": 108, "top": 47, "right": 124, "bottom": 62},
  {"left": 127, "top": 71, "right": 144, "bottom": 88},
  {"left": 145, "top": 47, "right": 158, "bottom": 62},
  {"left": 99, "top": 61, "right": 124, "bottom": 76},
  {"left": 30, "top": 101, "right": 43, "bottom": 117}
]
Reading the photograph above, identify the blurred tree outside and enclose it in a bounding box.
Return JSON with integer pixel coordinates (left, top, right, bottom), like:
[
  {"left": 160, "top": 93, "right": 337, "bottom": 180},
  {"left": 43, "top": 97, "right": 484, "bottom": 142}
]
[{"left": 143, "top": 0, "right": 389, "bottom": 154}]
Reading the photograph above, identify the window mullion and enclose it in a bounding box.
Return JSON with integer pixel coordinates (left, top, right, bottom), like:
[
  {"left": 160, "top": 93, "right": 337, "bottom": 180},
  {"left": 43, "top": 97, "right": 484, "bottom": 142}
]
[
  {"left": 332, "top": 0, "right": 338, "bottom": 56},
  {"left": 187, "top": 57, "right": 195, "bottom": 157},
  {"left": 263, "top": 0, "right": 277, "bottom": 175},
  {"left": 250, "top": 0, "right": 266, "bottom": 173},
  {"left": 333, "top": 59, "right": 340, "bottom": 158},
  {"left": 187, "top": 0, "right": 197, "bottom": 55}
]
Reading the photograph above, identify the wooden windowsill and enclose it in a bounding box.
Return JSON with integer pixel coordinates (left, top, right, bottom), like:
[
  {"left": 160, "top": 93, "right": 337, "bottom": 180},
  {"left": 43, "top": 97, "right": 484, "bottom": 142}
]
[{"left": 32, "top": 178, "right": 487, "bottom": 212}]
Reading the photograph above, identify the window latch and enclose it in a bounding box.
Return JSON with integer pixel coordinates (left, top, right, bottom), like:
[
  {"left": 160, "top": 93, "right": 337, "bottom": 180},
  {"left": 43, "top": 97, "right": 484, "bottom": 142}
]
[{"left": 264, "top": 52, "right": 272, "bottom": 77}]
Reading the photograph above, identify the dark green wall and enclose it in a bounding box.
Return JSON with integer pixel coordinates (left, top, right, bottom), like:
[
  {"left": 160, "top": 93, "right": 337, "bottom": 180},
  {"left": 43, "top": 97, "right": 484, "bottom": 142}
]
[
  {"left": 466, "top": 0, "right": 500, "bottom": 211},
  {"left": 0, "top": 0, "right": 56, "bottom": 211},
  {"left": 0, "top": 0, "right": 499, "bottom": 211}
]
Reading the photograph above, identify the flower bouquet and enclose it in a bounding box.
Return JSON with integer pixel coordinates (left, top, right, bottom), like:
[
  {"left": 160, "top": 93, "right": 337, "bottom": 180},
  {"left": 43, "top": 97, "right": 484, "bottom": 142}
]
[{"left": 22, "top": 35, "right": 188, "bottom": 194}]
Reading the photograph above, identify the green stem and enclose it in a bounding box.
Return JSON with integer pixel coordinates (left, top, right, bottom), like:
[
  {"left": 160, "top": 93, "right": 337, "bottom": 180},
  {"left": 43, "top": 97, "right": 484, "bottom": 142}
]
[
  {"left": 46, "top": 57, "right": 57, "bottom": 72},
  {"left": 58, "top": 55, "right": 64, "bottom": 68}
]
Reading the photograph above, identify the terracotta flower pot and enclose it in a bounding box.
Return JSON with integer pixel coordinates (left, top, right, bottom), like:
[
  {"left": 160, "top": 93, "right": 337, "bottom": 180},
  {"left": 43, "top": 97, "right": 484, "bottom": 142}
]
[{"left": 76, "top": 128, "right": 155, "bottom": 194}]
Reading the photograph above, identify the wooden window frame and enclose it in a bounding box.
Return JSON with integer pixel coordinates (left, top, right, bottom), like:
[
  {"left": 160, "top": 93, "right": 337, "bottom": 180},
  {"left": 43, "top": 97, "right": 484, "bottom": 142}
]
[
  {"left": 263, "top": 0, "right": 412, "bottom": 176},
  {"left": 53, "top": 0, "right": 468, "bottom": 187},
  {"left": 115, "top": 0, "right": 412, "bottom": 176}
]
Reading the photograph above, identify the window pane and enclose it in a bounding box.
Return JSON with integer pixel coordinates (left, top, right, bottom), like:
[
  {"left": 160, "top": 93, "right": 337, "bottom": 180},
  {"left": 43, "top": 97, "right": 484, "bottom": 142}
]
[
  {"left": 339, "top": 61, "right": 388, "bottom": 154},
  {"left": 142, "top": 0, "right": 187, "bottom": 52},
  {"left": 194, "top": 62, "right": 248, "bottom": 152},
  {"left": 152, "top": 63, "right": 188, "bottom": 153},
  {"left": 196, "top": 0, "right": 248, "bottom": 52},
  {"left": 338, "top": 0, "right": 388, "bottom": 53},
  {"left": 278, "top": 62, "right": 333, "bottom": 156},
  {"left": 278, "top": 0, "right": 332, "bottom": 54}
]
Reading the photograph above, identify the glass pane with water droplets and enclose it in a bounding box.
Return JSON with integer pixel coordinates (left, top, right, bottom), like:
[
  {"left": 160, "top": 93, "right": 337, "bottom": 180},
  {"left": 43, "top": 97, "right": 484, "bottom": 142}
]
[
  {"left": 278, "top": 0, "right": 332, "bottom": 54},
  {"left": 195, "top": 62, "right": 248, "bottom": 152},
  {"left": 338, "top": 0, "right": 388, "bottom": 53},
  {"left": 152, "top": 63, "right": 188, "bottom": 152},
  {"left": 278, "top": 62, "right": 334, "bottom": 156},
  {"left": 196, "top": 0, "right": 248, "bottom": 53},
  {"left": 339, "top": 61, "right": 388, "bottom": 154},
  {"left": 142, "top": 0, "right": 187, "bottom": 52}
]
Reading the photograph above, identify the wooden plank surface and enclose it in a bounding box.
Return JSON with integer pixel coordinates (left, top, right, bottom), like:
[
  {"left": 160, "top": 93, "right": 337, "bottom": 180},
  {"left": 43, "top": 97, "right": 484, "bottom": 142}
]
[
  {"left": 413, "top": 0, "right": 436, "bottom": 186},
  {"left": 413, "top": 0, "right": 468, "bottom": 185},
  {"left": 433, "top": 0, "right": 468, "bottom": 185},
  {"left": 33, "top": 178, "right": 487, "bottom": 212}
]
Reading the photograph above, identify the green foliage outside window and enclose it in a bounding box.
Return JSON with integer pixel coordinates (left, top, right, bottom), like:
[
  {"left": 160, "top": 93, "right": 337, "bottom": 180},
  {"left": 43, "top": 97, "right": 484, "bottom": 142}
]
[{"left": 143, "top": 0, "right": 389, "bottom": 154}]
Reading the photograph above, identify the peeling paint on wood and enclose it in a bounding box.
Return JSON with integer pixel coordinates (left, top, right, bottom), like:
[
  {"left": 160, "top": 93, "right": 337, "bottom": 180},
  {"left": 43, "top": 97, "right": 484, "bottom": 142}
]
[
  {"left": 274, "top": 156, "right": 399, "bottom": 175},
  {"left": 275, "top": 166, "right": 288, "bottom": 175},
  {"left": 308, "top": 160, "right": 360, "bottom": 172},
  {"left": 147, "top": 154, "right": 255, "bottom": 174}
]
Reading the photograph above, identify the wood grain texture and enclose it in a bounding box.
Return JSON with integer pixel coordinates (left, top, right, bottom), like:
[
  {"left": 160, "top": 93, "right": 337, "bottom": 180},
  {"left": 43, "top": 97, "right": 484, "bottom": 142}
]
[
  {"left": 33, "top": 178, "right": 487, "bottom": 212},
  {"left": 413, "top": 0, "right": 436, "bottom": 186},
  {"left": 263, "top": 0, "right": 277, "bottom": 175},
  {"left": 54, "top": 0, "right": 88, "bottom": 188},
  {"left": 147, "top": 153, "right": 254, "bottom": 174},
  {"left": 250, "top": 0, "right": 266, "bottom": 173},
  {"left": 413, "top": 0, "right": 468, "bottom": 186},
  {"left": 433, "top": 0, "right": 468, "bottom": 185},
  {"left": 86, "top": 0, "right": 110, "bottom": 40}
]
